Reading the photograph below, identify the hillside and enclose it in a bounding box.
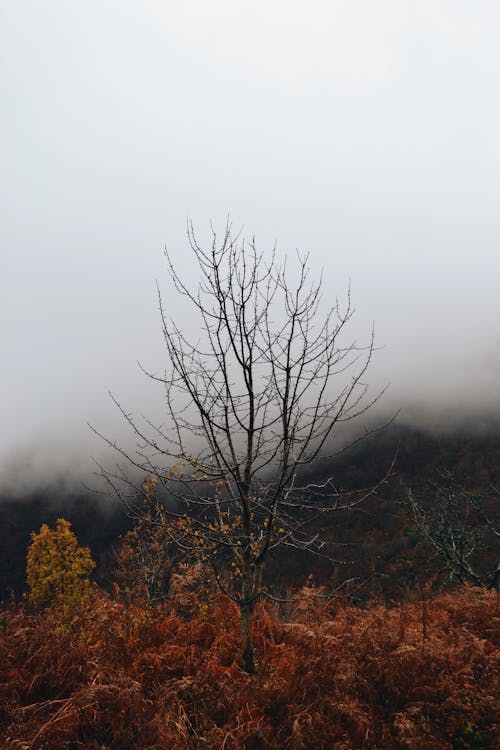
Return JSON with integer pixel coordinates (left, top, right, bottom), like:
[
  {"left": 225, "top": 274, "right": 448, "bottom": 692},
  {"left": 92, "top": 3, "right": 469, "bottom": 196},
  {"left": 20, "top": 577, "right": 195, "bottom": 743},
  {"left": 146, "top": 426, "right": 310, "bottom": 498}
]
[
  {"left": 1, "top": 421, "right": 498, "bottom": 602},
  {"left": 1, "top": 422, "right": 499, "bottom": 749}
]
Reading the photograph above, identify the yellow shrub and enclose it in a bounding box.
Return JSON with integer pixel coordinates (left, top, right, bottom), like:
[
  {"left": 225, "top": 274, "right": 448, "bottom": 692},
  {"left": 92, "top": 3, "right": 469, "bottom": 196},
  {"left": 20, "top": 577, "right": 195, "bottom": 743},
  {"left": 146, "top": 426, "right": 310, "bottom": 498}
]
[{"left": 26, "top": 518, "right": 95, "bottom": 609}]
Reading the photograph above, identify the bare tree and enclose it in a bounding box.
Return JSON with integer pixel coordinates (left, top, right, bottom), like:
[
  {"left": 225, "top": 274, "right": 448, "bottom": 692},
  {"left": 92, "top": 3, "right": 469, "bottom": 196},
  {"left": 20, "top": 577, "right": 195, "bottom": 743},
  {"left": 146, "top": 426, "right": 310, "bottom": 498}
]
[
  {"left": 406, "top": 470, "right": 500, "bottom": 589},
  {"left": 94, "top": 223, "right": 386, "bottom": 672}
]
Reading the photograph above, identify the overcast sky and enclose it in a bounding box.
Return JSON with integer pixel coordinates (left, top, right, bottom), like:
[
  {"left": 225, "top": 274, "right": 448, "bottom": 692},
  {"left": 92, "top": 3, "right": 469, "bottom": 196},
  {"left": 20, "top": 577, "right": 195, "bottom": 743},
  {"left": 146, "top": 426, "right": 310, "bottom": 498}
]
[{"left": 1, "top": 1, "right": 499, "bottom": 489}]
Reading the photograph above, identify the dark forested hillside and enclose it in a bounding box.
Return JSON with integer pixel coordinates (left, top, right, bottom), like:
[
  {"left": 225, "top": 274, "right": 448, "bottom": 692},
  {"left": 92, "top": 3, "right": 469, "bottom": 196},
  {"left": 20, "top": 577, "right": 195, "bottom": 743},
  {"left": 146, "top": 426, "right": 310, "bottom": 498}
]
[
  {"left": 1, "top": 421, "right": 499, "bottom": 601},
  {"left": 1, "top": 422, "right": 499, "bottom": 749}
]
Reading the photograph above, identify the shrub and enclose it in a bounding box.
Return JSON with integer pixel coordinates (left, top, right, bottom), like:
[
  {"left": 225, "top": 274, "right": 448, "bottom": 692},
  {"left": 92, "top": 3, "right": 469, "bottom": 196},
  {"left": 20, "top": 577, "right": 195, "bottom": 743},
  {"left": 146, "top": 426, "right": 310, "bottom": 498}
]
[{"left": 26, "top": 518, "right": 95, "bottom": 609}]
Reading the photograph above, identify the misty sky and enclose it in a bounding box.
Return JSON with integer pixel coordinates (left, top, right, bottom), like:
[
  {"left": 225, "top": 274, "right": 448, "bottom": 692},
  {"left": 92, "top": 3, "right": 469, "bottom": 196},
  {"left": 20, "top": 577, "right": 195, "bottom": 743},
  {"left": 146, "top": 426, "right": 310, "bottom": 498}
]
[{"left": 1, "top": 1, "right": 500, "bottom": 489}]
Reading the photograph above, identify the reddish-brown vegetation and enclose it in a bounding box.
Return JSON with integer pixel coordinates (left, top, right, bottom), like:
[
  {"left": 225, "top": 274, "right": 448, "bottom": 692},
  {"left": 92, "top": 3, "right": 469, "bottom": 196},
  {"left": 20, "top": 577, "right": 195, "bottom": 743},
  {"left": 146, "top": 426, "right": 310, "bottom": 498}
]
[{"left": 1, "top": 585, "right": 498, "bottom": 749}]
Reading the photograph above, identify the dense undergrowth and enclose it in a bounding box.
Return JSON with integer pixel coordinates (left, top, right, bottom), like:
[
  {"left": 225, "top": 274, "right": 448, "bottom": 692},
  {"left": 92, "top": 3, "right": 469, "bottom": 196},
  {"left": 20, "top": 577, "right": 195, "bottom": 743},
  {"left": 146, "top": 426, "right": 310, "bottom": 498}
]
[{"left": 1, "top": 585, "right": 498, "bottom": 749}]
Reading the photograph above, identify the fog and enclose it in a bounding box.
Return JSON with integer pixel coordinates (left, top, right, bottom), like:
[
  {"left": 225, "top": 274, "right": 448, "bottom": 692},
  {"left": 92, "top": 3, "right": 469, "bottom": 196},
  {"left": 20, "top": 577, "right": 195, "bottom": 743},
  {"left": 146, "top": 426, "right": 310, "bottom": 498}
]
[{"left": 2, "top": 1, "right": 499, "bottom": 493}]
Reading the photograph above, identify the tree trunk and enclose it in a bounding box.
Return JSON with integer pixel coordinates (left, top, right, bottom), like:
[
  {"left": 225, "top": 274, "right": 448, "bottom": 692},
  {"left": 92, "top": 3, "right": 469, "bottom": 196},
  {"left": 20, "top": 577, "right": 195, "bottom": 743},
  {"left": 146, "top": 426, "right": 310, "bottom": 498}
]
[
  {"left": 240, "top": 560, "right": 258, "bottom": 673},
  {"left": 240, "top": 599, "right": 255, "bottom": 673}
]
